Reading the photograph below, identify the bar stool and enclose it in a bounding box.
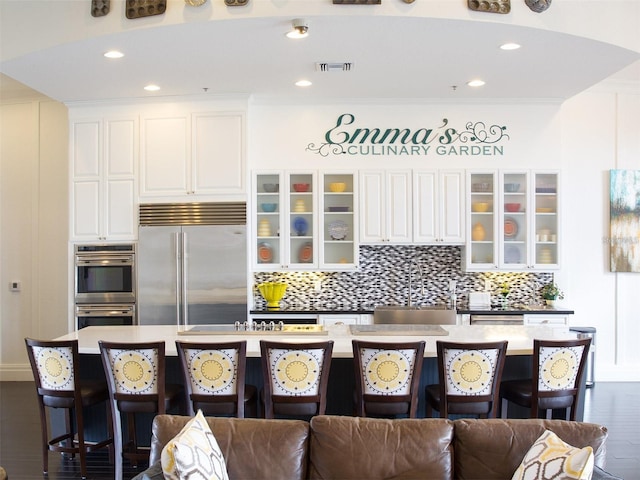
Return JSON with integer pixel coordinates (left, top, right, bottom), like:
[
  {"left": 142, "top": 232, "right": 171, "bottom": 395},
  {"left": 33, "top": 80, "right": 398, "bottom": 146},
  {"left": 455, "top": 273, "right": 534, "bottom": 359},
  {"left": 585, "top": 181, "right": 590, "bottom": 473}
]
[
  {"left": 425, "top": 340, "right": 508, "bottom": 418},
  {"left": 500, "top": 337, "right": 591, "bottom": 420},
  {"left": 99, "top": 340, "right": 183, "bottom": 480},
  {"left": 352, "top": 340, "right": 425, "bottom": 418},
  {"left": 260, "top": 340, "right": 333, "bottom": 419},
  {"left": 25, "top": 338, "right": 113, "bottom": 479},
  {"left": 175, "top": 340, "right": 257, "bottom": 417}
]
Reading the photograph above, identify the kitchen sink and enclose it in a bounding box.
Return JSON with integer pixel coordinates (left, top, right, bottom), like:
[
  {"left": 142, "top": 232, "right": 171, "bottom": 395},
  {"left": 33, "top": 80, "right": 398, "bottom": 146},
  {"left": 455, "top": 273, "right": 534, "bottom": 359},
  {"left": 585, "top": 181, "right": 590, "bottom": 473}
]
[{"left": 373, "top": 305, "right": 457, "bottom": 325}]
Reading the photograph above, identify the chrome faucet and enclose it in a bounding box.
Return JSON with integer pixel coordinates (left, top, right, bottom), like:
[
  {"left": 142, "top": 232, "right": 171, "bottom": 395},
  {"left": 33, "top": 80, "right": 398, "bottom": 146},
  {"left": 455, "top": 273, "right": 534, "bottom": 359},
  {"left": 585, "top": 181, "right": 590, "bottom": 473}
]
[{"left": 408, "top": 260, "right": 425, "bottom": 307}]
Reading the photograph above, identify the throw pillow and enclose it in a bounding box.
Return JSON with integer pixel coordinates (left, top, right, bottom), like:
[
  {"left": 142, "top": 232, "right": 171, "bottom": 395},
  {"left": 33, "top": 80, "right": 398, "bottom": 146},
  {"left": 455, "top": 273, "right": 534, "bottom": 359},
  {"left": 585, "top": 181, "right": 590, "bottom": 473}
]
[
  {"left": 161, "top": 410, "right": 229, "bottom": 480},
  {"left": 512, "top": 429, "right": 594, "bottom": 480}
]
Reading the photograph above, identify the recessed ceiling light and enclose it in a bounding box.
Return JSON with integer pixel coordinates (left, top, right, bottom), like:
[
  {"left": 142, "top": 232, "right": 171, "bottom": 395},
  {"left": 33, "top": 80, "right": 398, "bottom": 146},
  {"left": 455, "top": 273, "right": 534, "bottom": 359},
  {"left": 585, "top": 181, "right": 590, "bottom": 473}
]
[
  {"left": 295, "top": 80, "right": 312, "bottom": 87},
  {"left": 144, "top": 84, "right": 161, "bottom": 92},
  {"left": 286, "top": 18, "right": 309, "bottom": 39},
  {"left": 500, "top": 43, "right": 521, "bottom": 51},
  {"left": 104, "top": 50, "right": 124, "bottom": 59},
  {"left": 467, "top": 79, "right": 486, "bottom": 87}
]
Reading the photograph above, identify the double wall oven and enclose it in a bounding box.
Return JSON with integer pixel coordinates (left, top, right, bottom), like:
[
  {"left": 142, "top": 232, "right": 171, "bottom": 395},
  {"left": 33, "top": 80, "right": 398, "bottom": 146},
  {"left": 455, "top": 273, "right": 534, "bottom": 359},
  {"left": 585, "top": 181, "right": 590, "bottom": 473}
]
[{"left": 74, "top": 244, "right": 136, "bottom": 329}]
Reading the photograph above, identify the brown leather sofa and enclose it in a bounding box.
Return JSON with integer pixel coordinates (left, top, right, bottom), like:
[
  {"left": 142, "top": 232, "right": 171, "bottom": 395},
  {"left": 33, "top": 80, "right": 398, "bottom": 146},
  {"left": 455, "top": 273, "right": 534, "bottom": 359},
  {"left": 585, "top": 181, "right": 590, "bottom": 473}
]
[{"left": 134, "top": 414, "right": 618, "bottom": 480}]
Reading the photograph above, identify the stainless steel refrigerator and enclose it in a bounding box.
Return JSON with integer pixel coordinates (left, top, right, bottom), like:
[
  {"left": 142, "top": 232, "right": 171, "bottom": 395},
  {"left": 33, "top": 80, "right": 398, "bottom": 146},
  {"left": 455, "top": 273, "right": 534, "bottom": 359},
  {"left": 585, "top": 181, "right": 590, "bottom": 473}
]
[{"left": 137, "top": 224, "right": 248, "bottom": 326}]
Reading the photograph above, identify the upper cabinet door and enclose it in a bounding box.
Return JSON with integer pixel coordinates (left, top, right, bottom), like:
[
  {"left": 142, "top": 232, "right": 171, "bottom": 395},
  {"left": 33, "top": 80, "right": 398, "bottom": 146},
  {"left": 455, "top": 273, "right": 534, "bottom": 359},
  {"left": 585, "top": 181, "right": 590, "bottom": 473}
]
[
  {"left": 359, "top": 170, "right": 412, "bottom": 243},
  {"left": 70, "top": 117, "right": 137, "bottom": 241},
  {"left": 140, "top": 115, "right": 190, "bottom": 197},
  {"left": 413, "top": 170, "right": 465, "bottom": 244},
  {"left": 465, "top": 170, "right": 498, "bottom": 271},
  {"left": 140, "top": 110, "right": 246, "bottom": 201}
]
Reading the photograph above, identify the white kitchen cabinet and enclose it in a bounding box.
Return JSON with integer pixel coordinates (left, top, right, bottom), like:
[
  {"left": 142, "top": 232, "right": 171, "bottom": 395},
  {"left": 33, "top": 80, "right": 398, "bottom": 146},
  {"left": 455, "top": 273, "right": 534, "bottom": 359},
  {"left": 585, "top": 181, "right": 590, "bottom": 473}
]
[
  {"left": 359, "top": 170, "right": 412, "bottom": 243},
  {"left": 318, "top": 314, "right": 361, "bottom": 326},
  {"left": 70, "top": 117, "right": 137, "bottom": 241},
  {"left": 319, "top": 172, "right": 358, "bottom": 270},
  {"left": 524, "top": 314, "right": 569, "bottom": 327},
  {"left": 413, "top": 169, "right": 465, "bottom": 244},
  {"left": 253, "top": 171, "right": 317, "bottom": 270},
  {"left": 465, "top": 170, "right": 560, "bottom": 271},
  {"left": 139, "top": 111, "right": 245, "bottom": 200}
]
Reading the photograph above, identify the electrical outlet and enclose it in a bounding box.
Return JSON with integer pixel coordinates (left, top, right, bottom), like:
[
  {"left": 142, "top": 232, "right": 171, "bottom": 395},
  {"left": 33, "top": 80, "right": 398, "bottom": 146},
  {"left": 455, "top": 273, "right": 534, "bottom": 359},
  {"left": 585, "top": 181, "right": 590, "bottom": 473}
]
[
  {"left": 484, "top": 279, "right": 491, "bottom": 291},
  {"left": 449, "top": 280, "right": 457, "bottom": 292},
  {"left": 314, "top": 280, "right": 322, "bottom": 293}
]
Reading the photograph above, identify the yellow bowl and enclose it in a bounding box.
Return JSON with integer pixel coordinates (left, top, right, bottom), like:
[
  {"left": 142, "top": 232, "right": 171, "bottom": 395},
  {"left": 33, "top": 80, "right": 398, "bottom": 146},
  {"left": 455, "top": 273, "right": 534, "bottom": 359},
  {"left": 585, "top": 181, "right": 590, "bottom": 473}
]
[
  {"left": 329, "top": 182, "right": 346, "bottom": 192},
  {"left": 472, "top": 202, "right": 490, "bottom": 212},
  {"left": 257, "top": 282, "right": 287, "bottom": 308}
]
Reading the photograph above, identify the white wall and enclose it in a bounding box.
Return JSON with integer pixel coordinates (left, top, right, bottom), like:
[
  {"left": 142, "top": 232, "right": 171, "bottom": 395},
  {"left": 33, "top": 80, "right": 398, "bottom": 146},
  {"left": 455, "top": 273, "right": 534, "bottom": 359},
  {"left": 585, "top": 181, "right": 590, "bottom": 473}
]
[
  {"left": 561, "top": 82, "right": 640, "bottom": 381},
  {"left": 0, "top": 99, "right": 68, "bottom": 380}
]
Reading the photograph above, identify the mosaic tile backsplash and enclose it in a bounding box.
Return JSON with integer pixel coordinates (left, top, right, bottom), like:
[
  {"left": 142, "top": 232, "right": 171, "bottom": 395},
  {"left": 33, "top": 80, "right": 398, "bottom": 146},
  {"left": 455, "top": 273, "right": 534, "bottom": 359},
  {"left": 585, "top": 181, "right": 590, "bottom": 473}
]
[{"left": 253, "top": 245, "right": 553, "bottom": 310}]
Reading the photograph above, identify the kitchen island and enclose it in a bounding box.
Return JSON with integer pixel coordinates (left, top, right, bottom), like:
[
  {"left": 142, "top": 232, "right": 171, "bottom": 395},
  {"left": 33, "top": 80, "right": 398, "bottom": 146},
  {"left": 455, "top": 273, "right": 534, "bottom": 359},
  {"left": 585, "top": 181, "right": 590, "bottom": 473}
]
[{"left": 54, "top": 324, "right": 584, "bottom": 443}]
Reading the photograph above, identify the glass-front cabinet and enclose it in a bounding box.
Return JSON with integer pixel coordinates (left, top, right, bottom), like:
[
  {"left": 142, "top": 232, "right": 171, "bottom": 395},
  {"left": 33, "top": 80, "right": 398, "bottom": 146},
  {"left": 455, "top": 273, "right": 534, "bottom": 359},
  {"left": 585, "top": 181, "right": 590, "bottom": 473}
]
[
  {"left": 319, "top": 172, "right": 357, "bottom": 269},
  {"left": 253, "top": 171, "right": 317, "bottom": 270},
  {"left": 465, "top": 170, "right": 560, "bottom": 271},
  {"left": 466, "top": 171, "right": 498, "bottom": 269}
]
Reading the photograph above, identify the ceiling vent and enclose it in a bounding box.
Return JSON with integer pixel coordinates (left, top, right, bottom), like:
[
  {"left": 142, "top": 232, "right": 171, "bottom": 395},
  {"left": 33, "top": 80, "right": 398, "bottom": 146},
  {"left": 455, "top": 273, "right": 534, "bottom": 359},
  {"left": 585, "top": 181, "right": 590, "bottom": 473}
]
[{"left": 316, "top": 62, "right": 353, "bottom": 72}]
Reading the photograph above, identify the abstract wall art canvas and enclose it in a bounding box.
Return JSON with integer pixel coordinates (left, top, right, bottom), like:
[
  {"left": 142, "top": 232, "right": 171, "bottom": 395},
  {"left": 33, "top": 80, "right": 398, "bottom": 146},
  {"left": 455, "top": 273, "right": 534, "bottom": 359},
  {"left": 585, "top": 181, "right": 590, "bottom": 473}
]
[{"left": 610, "top": 169, "right": 640, "bottom": 272}]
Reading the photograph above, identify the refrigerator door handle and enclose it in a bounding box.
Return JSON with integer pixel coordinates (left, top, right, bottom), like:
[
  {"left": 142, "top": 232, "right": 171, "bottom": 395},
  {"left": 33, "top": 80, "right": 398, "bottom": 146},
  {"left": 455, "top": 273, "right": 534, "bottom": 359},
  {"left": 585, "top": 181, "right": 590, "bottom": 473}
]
[
  {"left": 181, "top": 231, "right": 189, "bottom": 326},
  {"left": 174, "top": 231, "right": 182, "bottom": 326}
]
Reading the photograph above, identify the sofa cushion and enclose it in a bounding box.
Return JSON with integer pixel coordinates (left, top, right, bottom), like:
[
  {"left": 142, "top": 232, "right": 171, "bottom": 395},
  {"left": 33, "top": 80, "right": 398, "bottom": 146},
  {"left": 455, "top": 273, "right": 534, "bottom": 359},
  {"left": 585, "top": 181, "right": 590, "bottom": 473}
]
[
  {"left": 150, "top": 415, "right": 309, "bottom": 480},
  {"left": 309, "top": 415, "right": 454, "bottom": 480},
  {"left": 161, "top": 410, "right": 229, "bottom": 480},
  {"left": 511, "top": 429, "right": 594, "bottom": 480},
  {"left": 453, "top": 419, "right": 608, "bottom": 480}
]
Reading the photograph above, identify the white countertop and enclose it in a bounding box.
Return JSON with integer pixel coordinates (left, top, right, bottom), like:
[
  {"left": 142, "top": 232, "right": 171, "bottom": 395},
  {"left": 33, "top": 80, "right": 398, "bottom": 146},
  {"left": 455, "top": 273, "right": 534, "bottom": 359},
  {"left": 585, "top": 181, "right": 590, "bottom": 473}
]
[{"left": 55, "top": 324, "right": 576, "bottom": 358}]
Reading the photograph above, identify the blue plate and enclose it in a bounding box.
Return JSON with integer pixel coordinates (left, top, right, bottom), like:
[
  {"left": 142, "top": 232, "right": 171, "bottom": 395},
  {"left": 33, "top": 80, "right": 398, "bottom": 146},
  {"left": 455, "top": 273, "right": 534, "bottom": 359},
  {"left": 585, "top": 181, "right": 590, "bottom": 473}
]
[{"left": 293, "top": 217, "right": 308, "bottom": 236}]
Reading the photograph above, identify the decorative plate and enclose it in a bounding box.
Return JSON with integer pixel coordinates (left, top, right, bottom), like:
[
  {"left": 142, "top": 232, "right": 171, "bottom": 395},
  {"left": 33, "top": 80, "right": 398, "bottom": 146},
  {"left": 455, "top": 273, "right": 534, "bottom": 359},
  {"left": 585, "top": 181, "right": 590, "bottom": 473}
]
[
  {"left": 293, "top": 217, "right": 309, "bottom": 236},
  {"left": 328, "top": 220, "right": 348, "bottom": 240},
  {"left": 257, "top": 242, "right": 273, "bottom": 263},
  {"left": 504, "top": 217, "right": 518, "bottom": 238},
  {"left": 299, "top": 242, "right": 313, "bottom": 263}
]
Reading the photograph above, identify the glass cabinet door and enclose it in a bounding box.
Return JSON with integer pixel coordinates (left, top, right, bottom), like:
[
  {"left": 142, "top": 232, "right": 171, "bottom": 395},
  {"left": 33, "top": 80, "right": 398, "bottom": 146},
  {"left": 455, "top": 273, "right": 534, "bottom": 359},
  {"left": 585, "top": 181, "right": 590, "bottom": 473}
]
[
  {"left": 501, "top": 171, "right": 528, "bottom": 268},
  {"left": 468, "top": 171, "right": 497, "bottom": 268},
  {"left": 255, "top": 172, "right": 282, "bottom": 269},
  {"left": 533, "top": 172, "right": 559, "bottom": 267},
  {"left": 286, "top": 172, "right": 316, "bottom": 269},
  {"left": 320, "top": 172, "right": 357, "bottom": 269}
]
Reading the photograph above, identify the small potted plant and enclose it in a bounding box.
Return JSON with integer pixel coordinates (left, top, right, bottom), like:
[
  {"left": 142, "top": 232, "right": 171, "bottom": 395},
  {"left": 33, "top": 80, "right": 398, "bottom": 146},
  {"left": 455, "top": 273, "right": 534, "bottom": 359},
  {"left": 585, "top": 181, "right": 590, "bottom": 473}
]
[{"left": 540, "top": 282, "right": 564, "bottom": 306}]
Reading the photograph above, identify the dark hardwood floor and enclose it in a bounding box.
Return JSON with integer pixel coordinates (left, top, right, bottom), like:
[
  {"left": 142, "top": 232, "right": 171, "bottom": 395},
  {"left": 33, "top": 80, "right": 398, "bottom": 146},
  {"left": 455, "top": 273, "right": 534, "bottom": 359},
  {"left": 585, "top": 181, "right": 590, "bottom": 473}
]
[{"left": 1, "top": 381, "right": 638, "bottom": 479}]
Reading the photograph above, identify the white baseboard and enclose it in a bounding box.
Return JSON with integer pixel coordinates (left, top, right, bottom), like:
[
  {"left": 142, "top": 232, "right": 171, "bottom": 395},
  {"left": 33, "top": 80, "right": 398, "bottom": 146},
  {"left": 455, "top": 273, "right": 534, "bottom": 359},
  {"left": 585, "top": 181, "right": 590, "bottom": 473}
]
[{"left": 0, "top": 363, "right": 33, "bottom": 381}]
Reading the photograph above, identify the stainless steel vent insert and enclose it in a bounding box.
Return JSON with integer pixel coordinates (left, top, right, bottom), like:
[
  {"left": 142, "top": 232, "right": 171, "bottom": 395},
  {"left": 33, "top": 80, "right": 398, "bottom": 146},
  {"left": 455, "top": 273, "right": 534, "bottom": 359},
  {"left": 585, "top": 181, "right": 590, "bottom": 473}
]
[
  {"left": 139, "top": 202, "right": 246, "bottom": 226},
  {"left": 316, "top": 62, "right": 353, "bottom": 72}
]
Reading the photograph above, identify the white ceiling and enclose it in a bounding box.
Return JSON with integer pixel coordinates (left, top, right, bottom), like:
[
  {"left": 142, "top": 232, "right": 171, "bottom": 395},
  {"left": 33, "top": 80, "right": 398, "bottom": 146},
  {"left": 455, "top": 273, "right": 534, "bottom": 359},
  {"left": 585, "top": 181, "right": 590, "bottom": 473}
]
[{"left": 1, "top": 15, "right": 639, "bottom": 104}]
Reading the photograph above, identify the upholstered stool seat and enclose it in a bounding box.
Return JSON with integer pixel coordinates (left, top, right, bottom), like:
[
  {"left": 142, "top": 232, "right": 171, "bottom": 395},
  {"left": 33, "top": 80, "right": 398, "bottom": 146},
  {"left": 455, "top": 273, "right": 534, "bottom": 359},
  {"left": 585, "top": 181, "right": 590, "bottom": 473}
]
[
  {"left": 425, "top": 340, "right": 508, "bottom": 419},
  {"left": 352, "top": 340, "right": 425, "bottom": 418},
  {"left": 260, "top": 340, "right": 334, "bottom": 419},
  {"left": 176, "top": 340, "right": 258, "bottom": 418},
  {"left": 500, "top": 338, "right": 591, "bottom": 420},
  {"left": 99, "top": 340, "right": 183, "bottom": 480},
  {"left": 25, "top": 338, "right": 113, "bottom": 480}
]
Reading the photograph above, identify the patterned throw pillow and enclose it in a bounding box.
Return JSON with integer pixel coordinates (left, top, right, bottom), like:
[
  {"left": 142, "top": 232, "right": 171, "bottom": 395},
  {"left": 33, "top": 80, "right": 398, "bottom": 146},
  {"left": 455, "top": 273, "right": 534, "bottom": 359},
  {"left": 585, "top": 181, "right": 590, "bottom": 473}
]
[
  {"left": 512, "top": 430, "right": 594, "bottom": 480},
  {"left": 161, "top": 410, "right": 229, "bottom": 480}
]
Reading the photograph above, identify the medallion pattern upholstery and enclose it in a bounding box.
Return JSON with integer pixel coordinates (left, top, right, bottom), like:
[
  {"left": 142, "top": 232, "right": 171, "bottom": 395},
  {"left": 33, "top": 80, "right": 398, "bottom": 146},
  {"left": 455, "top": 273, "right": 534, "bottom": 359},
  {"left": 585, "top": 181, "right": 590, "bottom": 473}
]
[
  {"left": 426, "top": 340, "right": 508, "bottom": 418},
  {"left": 260, "top": 340, "right": 334, "bottom": 419}
]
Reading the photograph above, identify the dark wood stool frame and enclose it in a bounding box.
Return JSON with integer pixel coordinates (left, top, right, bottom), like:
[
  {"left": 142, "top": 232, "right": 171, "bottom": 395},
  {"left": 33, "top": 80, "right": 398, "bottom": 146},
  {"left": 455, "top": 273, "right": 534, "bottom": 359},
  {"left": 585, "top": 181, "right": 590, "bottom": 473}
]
[
  {"left": 426, "top": 340, "right": 508, "bottom": 419},
  {"left": 352, "top": 339, "right": 426, "bottom": 418},
  {"left": 260, "top": 340, "right": 334, "bottom": 419},
  {"left": 500, "top": 337, "right": 591, "bottom": 421},
  {"left": 175, "top": 340, "right": 257, "bottom": 418},
  {"left": 25, "top": 338, "right": 113, "bottom": 480}
]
